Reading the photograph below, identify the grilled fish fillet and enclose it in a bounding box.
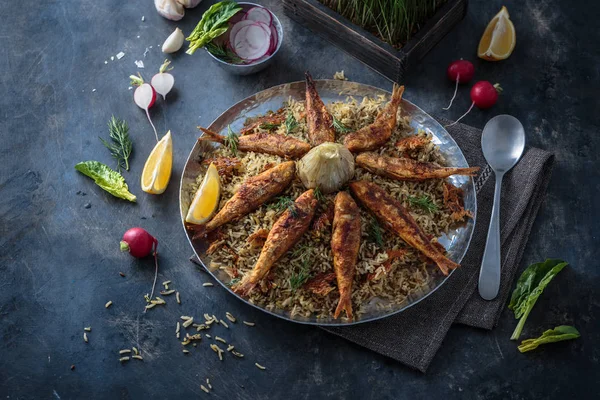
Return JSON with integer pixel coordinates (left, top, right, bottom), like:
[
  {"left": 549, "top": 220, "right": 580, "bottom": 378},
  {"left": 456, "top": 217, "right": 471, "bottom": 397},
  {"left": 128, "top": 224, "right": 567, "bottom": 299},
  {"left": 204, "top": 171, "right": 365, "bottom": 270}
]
[
  {"left": 198, "top": 127, "right": 310, "bottom": 159},
  {"left": 234, "top": 189, "right": 318, "bottom": 296},
  {"left": 349, "top": 180, "right": 459, "bottom": 275},
  {"left": 344, "top": 84, "right": 404, "bottom": 153},
  {"left": 331, "top": 191, "right": 361, "bottom": 320},
  {"left": 189, "top": 161, "right": 296, "bottom": 238},
  {"left": 356, "top": 152, "right": 480, "bottom": 181},
  {"left": 305, "top": 71, "right": 336, "bottom": 146}
]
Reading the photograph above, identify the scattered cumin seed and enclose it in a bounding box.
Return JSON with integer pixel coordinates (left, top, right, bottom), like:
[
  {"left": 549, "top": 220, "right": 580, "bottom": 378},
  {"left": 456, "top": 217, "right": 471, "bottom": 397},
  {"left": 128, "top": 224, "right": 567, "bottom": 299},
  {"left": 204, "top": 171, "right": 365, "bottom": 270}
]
[
  {"left": 201, "top": 385, "right": 210, "bottom": 393},
  {"left": 83, "top": 332, "right": 88, "bottom": 343},
  {"left": 84, "top": 327, "right": 91, "bottom": 332},
  {"left": 225, "top": 312, "right": 236, "bottom": 323},
  {"left": 176, "top": 291, "right": 181, "bottom": 304},
  {"left": 160, "top": 289, "right": 175, "bottom": 295},
  {"left": 255, "top": 363, "right": 266, "bottom": 370},
  {"left": 215, "top": 336, "right": 227, "bottom": 344},
  {"left": 132, "top": 347, "right": 139, "bottom": 355},
  {"left": 203, "top": 283, "right": 213, "bottom": 287},
  {"left": 243, "top": 321, "right": 255, "bottom": 327},
  {"left": 182, "top": 349, "right": 190, "bottom": 354},
  {"left": 105, "top": 301, "right": 113, "bottom": 308},
  {"left": 132, "top": 355, "right": 143, "bottom": 360},
  {"left": 182, "top": 318, "right": 194, "bottom": 328},
  {"left": 119, "top": 349, "right": 131, "bottom": 354},
  {"left": 119, "top": 272, "right": 126, "bottom": 277},
  {"left": 219, "top": 320, "right": 229, "bottom": 329},
  {"left": 119, "top": 356, "right": 130, "bottom": 362}
]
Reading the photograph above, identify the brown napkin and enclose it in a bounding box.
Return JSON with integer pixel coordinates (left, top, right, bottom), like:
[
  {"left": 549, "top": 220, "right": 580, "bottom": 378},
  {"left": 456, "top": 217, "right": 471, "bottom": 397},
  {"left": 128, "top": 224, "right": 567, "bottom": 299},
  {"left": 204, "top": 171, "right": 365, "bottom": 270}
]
[{"left": 190, "top": 118, "right": 555, "bottom": 372}]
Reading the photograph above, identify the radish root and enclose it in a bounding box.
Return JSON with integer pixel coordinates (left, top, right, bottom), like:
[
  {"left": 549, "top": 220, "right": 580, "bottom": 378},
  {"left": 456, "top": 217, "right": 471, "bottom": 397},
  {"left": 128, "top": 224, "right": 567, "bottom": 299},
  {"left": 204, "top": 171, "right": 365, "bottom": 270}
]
[
  {"left": 445, "top": 102, "right": 475, "bottom": 128},
  {"left": 143, "top": 241, "right": 159, "bottom": 313},
  {"left": 443, "top": 75, "right": 460, "bottom": 111},
  {"left": 146, "top": 109, "right": 159, "bottom": 142}
]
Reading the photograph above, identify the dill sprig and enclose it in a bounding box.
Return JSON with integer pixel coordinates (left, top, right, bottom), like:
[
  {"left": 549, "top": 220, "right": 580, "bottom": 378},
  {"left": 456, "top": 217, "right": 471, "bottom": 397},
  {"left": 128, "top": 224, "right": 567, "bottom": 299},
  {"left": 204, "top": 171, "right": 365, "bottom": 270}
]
[
  {"left": 205, "top": 42, "right": 244, "bottom": 64},
  {"left": 226, "top": 278, "right": 241, "bottom": 287},
  {"left": 285, "top": 112, "right": 298, "bottom": 134},
  {"left": 223, "top": 125, "right": 239, "bottom": 156},
  {"left": 268, "top": 196, "right": 298, "bottom": 217},
  {"left": 313, "top": 186, "right": 325, "bottom": 203},
  {"left": 332, "top": 117, "right": 352, "bottom": 133},
  {"left": 407, "top": 195, "right": 439, "bottom": 213},
  {"left": 367, "top": 217, "right": 384, "bottom": 248},
  {"left": 290, "top": 244, "right": 311, "bottom": 290},
  {"left": 99, "top": 116, "right": 133, "bottom": 172},
  {"left": 259, "top": 122, "right": 281, "bottom": 130}
]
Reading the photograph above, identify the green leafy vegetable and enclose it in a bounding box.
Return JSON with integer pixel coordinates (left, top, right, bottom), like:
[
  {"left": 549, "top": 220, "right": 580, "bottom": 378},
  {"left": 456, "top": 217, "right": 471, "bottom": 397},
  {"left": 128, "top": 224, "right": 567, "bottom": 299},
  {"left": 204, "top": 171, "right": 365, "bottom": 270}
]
[
  {"left": 223, "top": 125, "right": 239, "bottom": 156},
  {"left": 367, "top": 217, "right": 384, "bottom": 248},
  {"left": 75, "top": 161, "right": 136, "bottom": 202},
  {"left": 205, "top": 42, "right": 243, "bottom": 64},
  {"left": 285, "top": 112, "right": 298, "bottom": 134},
  {"left": 268, "top": 196, "right": 297, "bottom": 217},
  {"left": 99, "top": 116, "right": 133, "bottom": 172},
  {"left": 508, "top": 259, "right": 569, "bottom": 340},
  {"left": 186, "top": 1, "right": 243, "bottom": 55},
  {"left": 290, "top": 244, "right": 311, "bottom": 290},
  {"left": 407, "top": 195, "right": 439, "bottom": 213},
  {"left": 259, "top": 122, "right": 281, "bottom": 130},
  {"left": 518, "top": 325, "right": 580, "bottom": 353},
  {"left": 332, "top": 117, "right": 352, "bottom": 133}
]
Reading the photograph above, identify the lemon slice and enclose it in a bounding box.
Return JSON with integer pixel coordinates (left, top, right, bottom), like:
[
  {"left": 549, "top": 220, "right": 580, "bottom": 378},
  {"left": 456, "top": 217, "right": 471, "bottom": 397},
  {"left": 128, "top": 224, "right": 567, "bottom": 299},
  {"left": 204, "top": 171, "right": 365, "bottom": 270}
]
[
  {"left": 185, "top": 163, "right": 220, "bottom": 225},
  {"left": 141, "top": 131, "right": 173, "bottom": 194},
  {"left": 478, "top": 6, "right": 516, "bottom": 61}
]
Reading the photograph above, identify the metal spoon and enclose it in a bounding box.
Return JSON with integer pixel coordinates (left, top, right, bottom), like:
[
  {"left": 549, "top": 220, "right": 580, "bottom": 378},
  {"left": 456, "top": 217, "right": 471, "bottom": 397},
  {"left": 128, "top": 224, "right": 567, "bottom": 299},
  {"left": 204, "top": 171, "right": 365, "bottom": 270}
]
[{"left": 479, "top": 115, "right": 525, "bottom": 300}]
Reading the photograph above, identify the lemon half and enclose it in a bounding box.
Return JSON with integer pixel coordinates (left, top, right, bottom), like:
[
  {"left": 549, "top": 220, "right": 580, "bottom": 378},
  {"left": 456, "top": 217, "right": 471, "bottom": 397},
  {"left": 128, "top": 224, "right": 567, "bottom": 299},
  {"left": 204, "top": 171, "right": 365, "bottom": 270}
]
[
  {"left": 185, "top": 163, "right": 220, "bottom": 225},
  {"left": 478, "top": 6, "right": 516, "bottom": 61},
  {"left": 141, "top": 131, "right": 173, "bottom": 194}
]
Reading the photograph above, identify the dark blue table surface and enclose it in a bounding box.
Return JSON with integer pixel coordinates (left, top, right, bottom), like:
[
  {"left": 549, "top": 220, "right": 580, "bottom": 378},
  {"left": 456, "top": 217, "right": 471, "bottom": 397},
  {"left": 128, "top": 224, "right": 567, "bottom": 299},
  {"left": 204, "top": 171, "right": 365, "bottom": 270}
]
[{"left": 1, "top": 1, "right": 598, "bottom": 399}]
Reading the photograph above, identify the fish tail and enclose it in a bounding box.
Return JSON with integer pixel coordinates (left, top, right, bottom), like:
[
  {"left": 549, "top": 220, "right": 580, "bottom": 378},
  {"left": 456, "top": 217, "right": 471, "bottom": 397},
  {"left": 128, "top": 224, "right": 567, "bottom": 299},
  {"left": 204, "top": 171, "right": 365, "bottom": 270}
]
[
  {"left": 197, "top": 127, "right": 224, "bottom": 144},
  {"left": 392, "top": 84, "right": 405, "bottom": 103},
  {"left": 305, "top": 71, "right": 315, "bottom": 88},
  {"left": 457, "top": 167, "right": 480, "bottom": 176},
  {"left": 233, "top": 278, "right": 257, "bottom": 297},
  {"left": 435, "top": 256, "right": 460, "bottom": 276},
  {"left": 334, "top": 293, "right": 353, "bottom": 320}
]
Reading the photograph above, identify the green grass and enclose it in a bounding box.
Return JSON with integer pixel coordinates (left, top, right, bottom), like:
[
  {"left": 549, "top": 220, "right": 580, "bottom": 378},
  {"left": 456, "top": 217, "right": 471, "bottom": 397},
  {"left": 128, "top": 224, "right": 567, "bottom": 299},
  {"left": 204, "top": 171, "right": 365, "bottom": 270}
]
[{"left": 319, "top": 0, "right": 446, "bottom": 47}]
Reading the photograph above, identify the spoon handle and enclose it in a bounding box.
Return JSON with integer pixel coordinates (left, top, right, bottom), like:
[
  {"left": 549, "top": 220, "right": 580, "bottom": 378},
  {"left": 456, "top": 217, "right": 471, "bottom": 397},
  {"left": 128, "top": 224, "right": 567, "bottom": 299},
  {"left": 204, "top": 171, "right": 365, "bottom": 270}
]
[{"left": 479, "top": 174, "right": 503, "bottom": 300}]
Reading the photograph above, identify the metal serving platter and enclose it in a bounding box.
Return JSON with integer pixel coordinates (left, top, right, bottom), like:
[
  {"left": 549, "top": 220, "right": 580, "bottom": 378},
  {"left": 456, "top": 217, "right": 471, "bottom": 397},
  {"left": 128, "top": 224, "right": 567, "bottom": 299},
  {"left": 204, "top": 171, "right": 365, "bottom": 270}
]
[{"left": 179, "top": 79, "right": 477, "bottom": 327}]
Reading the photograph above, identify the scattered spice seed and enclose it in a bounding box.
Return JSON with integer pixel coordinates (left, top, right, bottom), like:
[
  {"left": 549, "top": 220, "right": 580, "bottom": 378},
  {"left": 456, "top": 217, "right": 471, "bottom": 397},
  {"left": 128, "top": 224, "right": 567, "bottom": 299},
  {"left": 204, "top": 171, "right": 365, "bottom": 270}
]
[
  {"left": 243, "top": 321, "right": 255, "bottom": 326},
  {"left": 225, "top": 312, "right": 236, "bottom": 323},
  {"left": 119, "top": 349, "right": 131, "bottom": 355},
  {"left": 176, "top": 292, "right": 181, "bottom": 304},
  {"left": 255, "top": 363, "right": 266, "bottom": 370},
  {"left": 119, "top": 357, "right": 130, "bottom": 362},
  {"left": 160, "top": 289, "right": 175, "bottom": 295},
  {"left": 105, "top": 301, "right": 113, "bottom": 308},
  {"left": 84, "top": 327, "right": 91, "bottom": 332},
  {"left": 219, "top": 320, "right": 229, "bottom": 329},
  {"left": 119, "top": 272, "right": 126, "bottom": 277},
  {"left": 182, "top": 318, "right": 194, "bottom": 328},
  {"left": 70, "top": 365, "right": 75, "bottom": 371},
  {"left": 132, "top": 347, "right": 139, "bottom": 355},
  {"left": 132, "top": 355, "right": 143, "bottom": 361},
  {"left": 83, "top": 333, "right": 88, "bottom": 343},
  {"left": 203, "top": 283, "right": 214, "bottom": 287},
  {"left": 215, "top": 336, "right": 227, "bottom": 344},
  {"left": 182, "top": 349, "right": 190, "bottom": 354},
  {"left": 201, "top": 385, "right": 210, "bottom": 393}
]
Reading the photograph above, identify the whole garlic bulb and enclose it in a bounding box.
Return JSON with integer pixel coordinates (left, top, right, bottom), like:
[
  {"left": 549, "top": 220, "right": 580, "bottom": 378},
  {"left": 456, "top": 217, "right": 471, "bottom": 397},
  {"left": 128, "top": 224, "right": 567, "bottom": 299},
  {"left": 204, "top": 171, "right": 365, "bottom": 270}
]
[
  {"left": 162, "top": 27, "right": 185, "bottom": 53},
  {"left": 155, "top": 0, "right": 185, "bottom": 21},
  {"left": 176, "top": 0, "right": 203, "bottom": 8},
  {"left": 297, "top": 143, "right": 355, "bottom": 194}
]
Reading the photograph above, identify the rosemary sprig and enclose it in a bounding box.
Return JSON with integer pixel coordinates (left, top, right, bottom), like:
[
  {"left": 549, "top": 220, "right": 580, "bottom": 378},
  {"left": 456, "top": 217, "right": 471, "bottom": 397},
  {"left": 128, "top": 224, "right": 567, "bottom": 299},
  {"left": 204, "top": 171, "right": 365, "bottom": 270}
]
[
  {"left": 268, "top": 196, "right": 298, "bottom": 217},
  {"left": 223, "top": 125, "right": 239, "bottom": 156},
  {"left": 290, "top": 244, "right": 311, "bottom": 290},
  {"left": 332, "top": 117, "right": 352, "bottom": 133},
  {"left": 259, "top": 122, "right": 281, "bottom": 130},
  {"left": 407, "top": 195, "right": 439, "bottom": 213},
  {"left": 367, "top": 217, "right": 384, "bottom": 248},
  {"left": 285, "top": 112, "right": 298, "bottom": 134},
  {"left": 205, "top": 42, "right": 243, "bottom": 64},
  {"left": 99, "top": 116, "right": 133, "bottom": 172}
]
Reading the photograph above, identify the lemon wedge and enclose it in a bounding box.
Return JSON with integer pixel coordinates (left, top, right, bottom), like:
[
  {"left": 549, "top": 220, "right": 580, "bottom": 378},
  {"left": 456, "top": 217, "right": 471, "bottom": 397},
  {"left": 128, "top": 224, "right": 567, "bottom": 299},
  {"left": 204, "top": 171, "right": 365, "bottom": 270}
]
[
  {"left": 141, "top": 131, "right": 173, "bottom": 194},
  {"left": 478, "top": 6, "right": 516, "bottom": 61},
  {"left": 185, "top": 163, "right": 220, "bottom": 225}
]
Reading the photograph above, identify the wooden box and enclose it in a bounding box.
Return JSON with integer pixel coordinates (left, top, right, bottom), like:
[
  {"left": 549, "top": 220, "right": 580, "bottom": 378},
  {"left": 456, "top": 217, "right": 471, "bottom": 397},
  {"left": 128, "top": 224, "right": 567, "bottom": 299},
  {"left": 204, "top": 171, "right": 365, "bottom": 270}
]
[{"left": 283, "top": 0, "right": 468, "bottom": 83}]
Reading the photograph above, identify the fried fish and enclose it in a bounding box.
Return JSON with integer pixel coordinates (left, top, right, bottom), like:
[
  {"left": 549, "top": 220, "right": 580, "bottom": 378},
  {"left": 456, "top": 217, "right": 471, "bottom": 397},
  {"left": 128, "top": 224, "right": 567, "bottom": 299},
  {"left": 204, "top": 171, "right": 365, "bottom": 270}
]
[{"left": 305, "top": 71, "right": 336, "bottom": 146}]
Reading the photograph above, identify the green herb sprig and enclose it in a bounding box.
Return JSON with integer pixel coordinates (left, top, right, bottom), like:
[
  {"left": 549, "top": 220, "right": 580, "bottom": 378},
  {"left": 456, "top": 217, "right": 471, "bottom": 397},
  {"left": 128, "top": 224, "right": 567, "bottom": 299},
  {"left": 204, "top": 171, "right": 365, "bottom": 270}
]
[
  {"left": 367, "top": 217, "right": 384, "bottom": 248},
  {"left": 269, "top": 196, "right": 297, "bottom": 217},
  {"left": 226, "top": 278, "right": 241, "bottom": 287},
  {"left": 259, "top": 123, "right": 281, "bottom": 130},
  {"left": 223, "top": 125, "right": 239, "bottom": 156},
  {"left": 314, "top": 187, "right": 325, "bottom": 203},
  {"left": 332, "top": 117, "right": 352, "bottom": 133},
  {"left": 205, "top": 42, "right": 243, "bottom": 64},
  {"left": 285, "top": 112, "right": 298, "bottom": 134},
  {"left": 407, "top": 195, "right": 438, "bottom": 213},
  {"left": 290, "top": 244, "right": 312, "bottom": 290},
  {"left": 99, "top": 116, "right": 133, "bottom": 172},
  {"left": 186, "top": 1, "right": 242, "bottom": 55}
]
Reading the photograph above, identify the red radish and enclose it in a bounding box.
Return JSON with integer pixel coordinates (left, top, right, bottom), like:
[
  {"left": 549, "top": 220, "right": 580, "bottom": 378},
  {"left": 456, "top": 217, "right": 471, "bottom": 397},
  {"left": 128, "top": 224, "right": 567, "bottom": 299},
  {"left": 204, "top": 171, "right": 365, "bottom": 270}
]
[
  {"left": 243, "top": 6, "right": 272, "bottom": 25},
  {"left": 232, "top": 22, "right": 271, "bottom": 60},
  {"left": 446, "top": 81, "right": 502, "bottom": 127},
  {"left": 443, "top": 60, "right": 475, "bottom": 110},
  {"left": 151, "top": 60, "right": 175, "bottom": 101},
  {"left": 120, "top": 227, "right": 160, "bottom": 312},
  {"left": 130, "top": 74, "right": 159, "bottom": 141}
]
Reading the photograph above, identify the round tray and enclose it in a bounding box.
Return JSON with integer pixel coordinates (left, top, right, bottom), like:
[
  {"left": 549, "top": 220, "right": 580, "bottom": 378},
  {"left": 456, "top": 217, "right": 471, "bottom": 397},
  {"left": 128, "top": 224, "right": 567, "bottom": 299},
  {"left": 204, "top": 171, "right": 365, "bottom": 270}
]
[{"left": 179, "top": 79, "right": 477, "bottom": 326}]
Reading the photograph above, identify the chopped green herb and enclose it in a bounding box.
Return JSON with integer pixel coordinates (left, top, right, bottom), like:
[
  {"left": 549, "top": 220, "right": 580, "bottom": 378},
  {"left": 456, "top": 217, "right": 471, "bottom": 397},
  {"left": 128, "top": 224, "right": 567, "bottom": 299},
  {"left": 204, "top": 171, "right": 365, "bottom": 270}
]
[
  {"left": 285, "top": 112, "right": 298, "bottom": 134},
  {"left": 259, "top": 122, "right": 281, "bottom": 130},
  {"left": 269, "top": 196, "right": 297, "bottom": 217},
  {"left": 226, "top": 278, "right": 241, "bottom": 287},
  {"left": 289, "top": 244, "right": 312, "bottom": 290},
  {"left": 407, "top": 195, "right": 439, "bottom": 213},
  {"left": 223, "top": 125, "right": 239, "bottom": 156},
  {"left": 509, "top": 259, "right": 568, "bottom": 340},
  {"left": 205, "top": 42, "right": 243, "bottom": 64},
  {"left": 313, "top": 187, "right": 325, "bottom": 203},
  {"left": 99, "top": 116, "right": 133, "bottom": 172},
  {"left": 518, "top": 325, "right": 580, "bottom": 353},
  {"left": 367, "top": 218, "right": 384, "bottom": 248},
  {"left": 75, "top": 161, "right": 136, "bottom": 202},
  {"left": 332, "top": 117, "right": 352, "bottom": 133}
]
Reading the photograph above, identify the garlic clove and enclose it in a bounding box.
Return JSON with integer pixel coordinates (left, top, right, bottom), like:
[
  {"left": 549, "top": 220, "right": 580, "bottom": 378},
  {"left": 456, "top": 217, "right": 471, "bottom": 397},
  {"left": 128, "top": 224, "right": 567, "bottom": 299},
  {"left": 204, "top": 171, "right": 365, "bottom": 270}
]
[
  {"left": 162, "top": 28, "right": 185, "bottom": 54},
  {"left": 155, "top": 0, "right": 185, "bottom": 21},
  {"left": 176, "top": 0, "right": 203, "bottom": 8}
]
